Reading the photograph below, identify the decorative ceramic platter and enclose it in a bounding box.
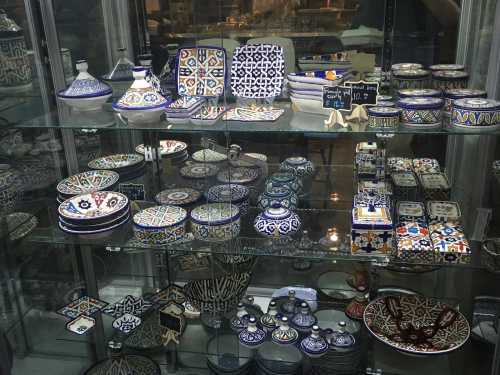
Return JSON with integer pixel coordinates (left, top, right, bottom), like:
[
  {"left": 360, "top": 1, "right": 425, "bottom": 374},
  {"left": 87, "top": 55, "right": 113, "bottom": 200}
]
[
  {"left": 166, "top": 96, "right": 204, "bottom": 113},
  {"left": 88, "top": 154, "right": 144, "bottom": 170},
  {"left": 58, "top": 191, "right": 129, "bottom": 221},
  {"left": 58, "top": 214, "right": 130, "bottom": 235},
  {"left": 177, "top": 47, "right": 226, "bottom": 97},
  {"left": 192, "top": 149, "right": 227, "bottom": 163},
  {"left": 190, "top": 203, "right": 240, "bottom": 225},
  {"left": 206, "top": 184, "right": 249, "bottom": 203},
  {"left": 57, "top": 170, "right": 119, "bottom": 196},
  {"left": 363, "top": 295, "right": 470, "bottom": 355},
  {"left": 191, "top": 106, "right": 226, "bottom": 120},
  {"left": 429, "top": 64, "right": 465, "bottom": 71},
  {"left": 224, "top": 107, "right": 285, "bottom": 122},
  {"left": 133, "top": 205, "right": 187, "bottom": 228},
  {"left": 231, "top": 44, "right": 285, "bottom": 99},
  {"left": 216, "top": 167, "right": 259, "bottom": 184},
  {"left": 180, "top": 163, "right": 220, "bottom": 179},
  {"left": 57, "top": 296, "right": 108, "bottom": 319},
  {"left": 155, "top": 188, "right": 201, "bottom": 206},
  {"left": 102, "top": 295, "right": 152, "bottom": 318},
  {"left": 135, "top": 140, "right": 188, "bottom": 156}
]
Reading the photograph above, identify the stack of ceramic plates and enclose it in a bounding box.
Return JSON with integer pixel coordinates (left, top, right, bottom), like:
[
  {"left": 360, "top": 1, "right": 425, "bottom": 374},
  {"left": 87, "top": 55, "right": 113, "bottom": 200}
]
[
  {"left": 88, "top": 154, "right": 145, "bottom": 181},
  {"left": 56, "top": 170, "right": 120, "bottom": 204},
  {"left": 165, "top": 96, "right": 205, "bottom": 124},
  {"left": 135, "top": 140, "right": 188, "bottom": 164},
  {"left": 58, "top": 191, "right": 130, "bottom": 235},
  {"left": 207, "top": 335, "right": 253, "bottom": 375},
  {"left": 256, "top": 342, "right": 303, "bottom": 375}
]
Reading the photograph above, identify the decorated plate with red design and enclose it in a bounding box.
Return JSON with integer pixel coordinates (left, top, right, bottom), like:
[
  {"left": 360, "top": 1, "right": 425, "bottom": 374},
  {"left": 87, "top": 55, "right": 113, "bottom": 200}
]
[{"left": 58, "top": 191, "right": 129, "bottom": 221}]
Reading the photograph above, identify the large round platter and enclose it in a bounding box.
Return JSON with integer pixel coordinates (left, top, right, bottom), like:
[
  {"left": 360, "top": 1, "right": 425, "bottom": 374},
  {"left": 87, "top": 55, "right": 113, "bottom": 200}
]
[
  {"left": 88, "top": 154, "right": 144, "bottom": 171},
  {"left": 216, "top": 167, "right": 260, "bottom": 184},
  {"left": 57, "top": 170, "right": 119, "bottom": 197},
  {"left": 135, "top": 140, "right": 188, "bottom": 156},
  {"left": 180, "top": 163, "right": 219, "bottom": 179},
  {"left": 192, "top": 149, "right": 227, "bottom": 163},
  {"left": 58, "top": 191, "right": 129, "bottom": 222},
  {"left": 60, "top": 208, "right": 130, "bottom": 230},
  {"left": 155, "top": 188, "right": 201, "bottom": 206},
  {"left": 133, "top": 205, "right": 187, "bottom": 228},
  {"left": 363, "top": 295, "right": 470, "bottom": 355}
]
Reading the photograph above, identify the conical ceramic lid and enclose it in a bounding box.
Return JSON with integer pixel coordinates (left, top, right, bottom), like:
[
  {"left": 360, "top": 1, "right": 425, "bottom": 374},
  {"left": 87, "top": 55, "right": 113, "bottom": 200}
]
[
  {"left": 113, "top": 66, "right": 168, "bottom": 110},
  {"left": 102, "top": 48, "right": 134, "bottom": 82},
  {"left": 0, "top": 9, "right": 21, "bottom": 34},
  {"left": 58, "top": 60, "right": 112, "bottom": 98}
]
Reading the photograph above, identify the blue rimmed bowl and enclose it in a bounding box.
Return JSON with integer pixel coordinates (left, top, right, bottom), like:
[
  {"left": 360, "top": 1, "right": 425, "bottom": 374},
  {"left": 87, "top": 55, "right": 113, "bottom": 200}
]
[
  {"left": 451, "top": 98, "right": 500, "bottom": 131},
  {"left": 190, "top": 203, "right": 240, "bottom": 242},
  {"left": 397, "top": 97, "right": 444, "bottom": 129},
  {"left": 133, "top": 205, "right": 188, "bottom": 244},
  {"left": 398, "top": 88, "right": 442, "bottom": 99}
]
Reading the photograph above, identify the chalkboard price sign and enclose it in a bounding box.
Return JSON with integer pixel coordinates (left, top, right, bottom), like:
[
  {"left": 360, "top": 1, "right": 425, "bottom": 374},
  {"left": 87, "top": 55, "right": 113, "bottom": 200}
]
[
  {"left": 119, "top": 183, "right": 145, "bottom": 201},
  {"left": 345, "top": 81, "right": 379, "bottom": 106},
  {"left": 323, "top": 86, "right": 352, "bottom": 111}
]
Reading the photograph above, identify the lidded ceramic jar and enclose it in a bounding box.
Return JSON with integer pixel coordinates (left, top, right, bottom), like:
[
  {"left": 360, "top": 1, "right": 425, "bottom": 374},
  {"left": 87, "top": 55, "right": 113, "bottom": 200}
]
[
  {"left": 432, "top": 70, "right": 469, "bottom": 90},
  {"left": 451, "top": 98, "right": 500, "bottom": 131},
  {"left": 397, "top": 88, "right": 442, "bottom": 99},
  {"left": 271, "top": 316, "right": 299, "bottom": 345},
  {"left": 138, "top": 53, "right": 170, "bottom": 99},
  {"left": 291, "top": 302, "right": 317, "bottom": 333},
  {"left": 367, "top": 106, "right": 400, "bottom": 130},
  {"left": 345, "top": 294, "right": 369, "bottom": 320},
  {"left": 132, "top": 205, "right": 187, "bottom": 245},
  {"left": 102, "top": 47, "right": 134, "bottom": 96},
  {"left": 443, "top": 89, "right": 487, "bottom": 117},
  {"left": 300, "top": 325, "right": 329, "bottom": 358},
  {"left": 230, "top": 302, "right": 250, "bottom": 332},
  {"left": 279, "top": 156, "right": 315, "bottom": 178},
  {"left": 257, "top": 186, "right": 298, "bottom": 211},
  {"left": 190, "top": 203, "right": 241, "bottom": 242},
  {"left": 281, "top": 290, "right": 300, "bottom": 317},
  {"left": 238, "top": 316, "right": 266, "bottom": 348},
  {"left": 397, "top": 97, "right": 444, "bottom": 129},
  {"left": 260, "top": 301, "right": 280, "bottom": 332},
  {"left": 57, "top": 60, "right": 112, "bottom": 111},
  {"left": 266, "top": 172, "right": 303, "bottom": 195},
  {"left": 254, "top": 205, "right": 301, "bottom": 239},
  {"left": 113, "top": 66, "right": 170, "bottom": 124},
  {"left": 391, "top": 63, "right": 423, "bottom": 71},
  {"left": 330, "top": 321, "right": 356, "bottom": 349},
  {"left": 391, "top": 69, "right": 430, "bottom": 91},
  {"left": 206, "top": 184, "right": 250, "bottom": 216}
]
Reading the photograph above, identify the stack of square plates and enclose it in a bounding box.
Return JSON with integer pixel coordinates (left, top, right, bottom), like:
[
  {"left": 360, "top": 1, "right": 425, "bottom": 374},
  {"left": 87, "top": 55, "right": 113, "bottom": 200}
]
[
  {"left": 135, "top": 140, "right": 188, "bottom": 164},
  {"left": 166, "top": 96, "right": 205, "bottom": 124},
  {"left": 88, "top": 154, "right": 146, "bottom": 182},
  {"left": 56, "top": 170, "right": 120, "bottom": 204},
  {"left": 58, "top": 191, "right": 130, "bottom": 235}
]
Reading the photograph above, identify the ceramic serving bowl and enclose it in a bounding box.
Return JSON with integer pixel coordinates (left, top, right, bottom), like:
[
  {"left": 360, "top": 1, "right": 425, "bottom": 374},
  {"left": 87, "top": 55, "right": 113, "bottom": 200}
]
[
  {"left": 190, "top": 203, "right": 240, "bottom": 242},
  {"left": 133, "top": 205, "right": 188, "bottom": 244},
  {"left": 398, "top": 97, "right": 444, "bottom": 129},
  {"left": 254, "top": 205, "right": 301, "bottom": 239},
  {"left": 451, "top": 98, "right": 500, "bottom": 131},
  {"left": 443, "top": 89, "right": 487, "bottom": 116},
  {"left": 391, "top": 63, "right": 423, "bottom": 71},
  {"left": 367, "top": 106, "right": 401, "bottom": 130},
  {"left": 432, "top": 70, "right": 469, "bottom": 91},
  {"left": 57, "top": 170, "right": 119, "bottom": 198},
  {"left": 363, "top": 295, "right": 470, "bottom": 355},
  {"left": 391, "top": 69, "right": 431, "bottom": 91},
  {"left": 257, "top": 186, "right": 298, "bottom": 211},
  {"left": 206, "top": 184, "right": 250, "bottom": 216}
]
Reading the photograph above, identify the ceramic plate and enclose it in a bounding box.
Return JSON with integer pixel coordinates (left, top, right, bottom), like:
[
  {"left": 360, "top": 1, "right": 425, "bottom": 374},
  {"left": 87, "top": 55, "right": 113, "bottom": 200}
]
[
  {"left": 364, "top": 295, "right": 470, "bottom": 355},
  {"left": 133, "top": 205, "right": 187, "bottom": 228},
  {"left": 113, "top": 313, "right": 142, "bottom": 334},
  {"left": 155, "top": 188, "right": 201, "bottom": 206},
  {"left": 88, "top": 154, "right": 144, "bottom": 170},
  {"left": 216, "top": 167, "right": 260, "bottom": 184},
  {"left": 180, "top": 163, "right": 220, "bottom": 179},
  {"left": 57, "top": 296, "right": 108, "bottom": 319},
  {"left": 224, "top": 107, "right": 285, "bottom": 122},
  {"left": 192, "top": 149, "right": 228, "bottom": 163},
  {"left": 135, "top": 140, "right": 188, "bottom": 156},
  {"left": 57, "top": 170, "right": 119, "bottom": 196},
  {"left": 66, "top": 315, "right": 96, "bottom": 335},
  {"left": 58, "top": 191, "right": 129, "bottom": 221},
  {"left": 59, "top": 214, "right": 130, "bottom": 235}
]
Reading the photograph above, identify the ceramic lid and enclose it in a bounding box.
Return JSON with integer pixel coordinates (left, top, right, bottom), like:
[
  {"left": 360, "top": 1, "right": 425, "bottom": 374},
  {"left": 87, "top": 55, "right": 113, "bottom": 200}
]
[
  {"left": 155, "top": 188, "right": 201, "bottom": 206},
  {"left": 391, "top": 63, "right": 423, "bottom": 71},
  {"left": 102, "top": 48, "right": 134, "bottom": 82},
  {"left": 270, "top": 172, "right": 299, "bottom": 184},
  {"left": 57, "top": 170, "right": 119, "bottom": 196},
  {"left": 216, "top": 167, "right": 260, "bottom": 184},
  {"left": 419, "top": 173, "right": 450, "bottom": 190},
  {"left": 58, "top": 60, "right": 112, "bottom": 99},
  {"left": 352, "top": 206, "right": 392, "bottom": 226},
  {"left": 88, "top": 153, "right": 144, "bottom": 170},
  {"left": 397, "top": 201, "right": 425, "bottom": 218},
  {"left": 453, "top": 98, "right": 500, "bottom": 111},
  {"left": 58, "top": 191, "right": 129, "bottom": 221},
  {"left": 206, "top": 184, "right": 249, "bottom": 203},
  {"left": 367, "top": 106, "right": 400, "bottom": 117},
  {"left": 358, "top": 180, "right": 393, "bottom": 195},
  {"left": 392, "top": 69, "right": 430, "bottom": 79},
  {"left": 429, "top": 64, "right": 465, "bottom": 71},
  {"left": 427, "top": 201, "right": 461, "bottom": 220},
  {"left": 0, "top": 9, "right": 21, "bottom": 32},
  {"left": 397, "top": 97, "right": 444, "bottom": 110},
  {"left": 391, "top": 171, "right": 417, "bottom": 187},
  {"left": 376, "top": 101, "right": 395, "bottom": 107},
  {"left": 133, "top": 205, "right": 187, "bottom": 228},
  {"left": 260, "top": 205, "right": 294, "bottom": 221},
  {"left": 284, "top": 156, "right": 309, "bottom": 165},
  {"left": 135, "top": 140, "right": 187, "bottom": 156},
  {"left": 262, "top": 186, "right": 293, "bottom": 198},
  {"left": 180, "top": 163, "right": 220, "bottom": 179},
  {"left": 377, "top": 95, "right": 393, "bottom": 101},
  {"left": 444, "top": 89, "right": 487, "bottom": 100},
  {"left": 190, "top": 203, "right": 240, "bottom": 225},
  {"left": 412, "top": 158, "right": 440, "bottom": 173},
  {"left": 432, "top": 70, "right": 469, "bottom": 80},
  {"left": 192, "top": 149, "right": 228, "bottom": 163},
  {"left": 387, "top": 157, "right": 412, "bottom": 171},
  {"left": 398, "top": 89, "right": 442, "bottom": 98}
]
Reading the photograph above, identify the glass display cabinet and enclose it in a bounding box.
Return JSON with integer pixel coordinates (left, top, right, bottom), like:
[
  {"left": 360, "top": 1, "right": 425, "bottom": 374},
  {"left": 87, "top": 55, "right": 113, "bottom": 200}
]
[{"left": 1, "top": 0, "right": 500, "bottom": 374}]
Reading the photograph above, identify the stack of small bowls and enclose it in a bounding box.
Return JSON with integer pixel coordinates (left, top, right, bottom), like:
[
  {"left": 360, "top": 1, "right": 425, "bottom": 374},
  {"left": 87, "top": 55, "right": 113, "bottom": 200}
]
[
  {"left": 135, "top": 139, "right": 188, "bottom": 164},
  {"left": 88, "top": 153, "right": 146, "bottom": 182},
  {"left": 132, "top": 205, "right": 187, "bottom": 244},
  {"left": 58, "top": 191, "right": 130, "bottom": 235},
  {"left": 56, "top": 170, "right": 120, "bottom": 204}
]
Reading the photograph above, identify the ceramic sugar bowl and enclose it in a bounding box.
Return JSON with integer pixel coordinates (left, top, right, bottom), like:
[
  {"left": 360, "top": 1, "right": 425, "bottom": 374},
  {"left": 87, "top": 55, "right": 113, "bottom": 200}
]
[
  {"left": 57, "top": 60, "right": 112, "bottom": 111},
  {"left": 254, "top": 205, "right": 301, "bottom": 239},
  {"left": 257, "top": 186, "right": 299, "bottom": 211},
  {"left": 113, "top": 66, "right": 170, "bottom": 124},
  {"left": 451, "top": 98, "right": 500, "bottom": 131}
]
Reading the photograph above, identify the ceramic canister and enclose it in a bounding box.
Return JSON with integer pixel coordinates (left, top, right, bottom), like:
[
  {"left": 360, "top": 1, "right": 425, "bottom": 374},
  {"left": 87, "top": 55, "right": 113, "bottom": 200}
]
[
  {"left": 432, "top": 70, "right": 469, "bottom": 91},
  {"left": 266, "top": 173, "right": 303, "bottom": 195},
  {"left": 397, "top": 88, "right": 442, "bottom": 99},
  {"left": 451, "top": 98, "right": 500, "bottom": 131},
  {"left": 397, "top": 97, "right": 444, "bottom": 129},
  {"left": 133, "top": 205, "right": 187, "bottom": 244},
  {"left": 391, "top": 69, "right": 430, "bottom": 92},
  {"left": 206, "top": 184, "right": 250, "bottom": 216},
  {"left": 367, "top": 106, "right": 400, "bottom": 130},
  {"left": 257, "top": 186, "right": 299, "bottom": 211},
  {"left": 190, "top": 203, "right": 241, "bottom": 242},
  {"left": 429, "top": 64, "right": 465, "bottom": 72},
  {"left": 391, "top": 63, "right": 423, "bottom": 71},
  {"left": 443, "top": 89, "right": 487, "bottom": 117},
  {"left": 279, "top": 157, "right": 315, "bottom": 178},
  {"left": 254, "top": 205, "right": 301, "bottom": 239}
]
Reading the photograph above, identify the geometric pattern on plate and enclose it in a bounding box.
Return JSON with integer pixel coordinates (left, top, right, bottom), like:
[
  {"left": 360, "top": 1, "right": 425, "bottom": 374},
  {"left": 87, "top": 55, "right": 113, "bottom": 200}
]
[
  {"left": 191, "top": 106, "right": 226, "bottom": 120},
  {"left": 155, "top": 188, "right": 201, "bottom": 206},
  {"left": 150, "top": 284, "right": 186, "bottom": 306},
  {"left": 216, "top": 167, "right": 260, "bottom": 184},
  {"left": 57, "top": 170, "right": 119, "bottom": 196},
  {"left": 180, "top": 163, "right": 220, "bottom": 179},
  {"left": 88, "top": 154, "right": 145, "bottom": 170},
  {"left": 57, "top": 295, "right": 108, "bottom": 319},
  {"left": 102, "top": 295, "right": 153, "bottom": 318},
  {"left": 133, "top": 205, "right": 187, "bottom": 228},
  {"left": 231, "top": 44, "right": 285, "bottom": 99},
  {"left": 58, "top": 191, "right": 129, "bottom": 221},
  {"left": 66, "top": 315, "right": 96, "bottom": 335},
  {"left": 224, "top": 107, "right": 285, "bottom": 122},
  {"left": 192, "top": 149, "right": 227, "bottom": 163},
  {"left": 177, "top": 47, "right": 226, "bottom": 97},
  {"left": 135, "top": 140, "right": 188, "bottom": 156},
  {"left": 364, "top": 295, "right": 470, "bottom": 354},
  {"left": 112, "top": 313, "right": 142, "bottom": 334},
  {"left": 419, "top": 173, "right": 450, "bottom": 190}
]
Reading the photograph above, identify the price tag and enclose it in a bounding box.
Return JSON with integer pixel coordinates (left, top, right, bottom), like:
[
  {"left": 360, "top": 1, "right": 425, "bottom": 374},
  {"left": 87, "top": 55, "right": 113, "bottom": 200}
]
[
  {"left": 323, "top": 86, "right": 352, "bottom": 111},
  {"left": 345, "top": 81, "right": 379, "bottom": 106},
  {"left": 119, "top": 183, "right": 145, "bottom": 201}
]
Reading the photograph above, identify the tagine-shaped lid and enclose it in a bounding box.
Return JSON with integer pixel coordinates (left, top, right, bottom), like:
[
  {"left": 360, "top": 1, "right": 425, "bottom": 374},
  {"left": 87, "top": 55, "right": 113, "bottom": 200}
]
[
  {"left": 113, "top": 66, "right": 168, "bottom": 110},
  {"left": 58, "top": 60, "right": 112, "bottom": 98},
  {"left": 271, "top": 316, "right": 299, "bottom": 345},
  {"left": 0, "top": 9, "right": 22, "bottom": 36},
  {"left": 230, "top": 302, "right": 250, "bottom": 332},
  {"left": 138, "top": 53, "right": 170, "bottom": 98},
  {"left": 103, "top": 48, "right": 134, "bottom": 82},
  {"left": 300, "top": 325, "right": 329, "bottom": 358},
  {"left": 238, "top": 316, "right": 266, "bottom": 348},
  {"left": 260, "top": 301, "right": 280, "bottom": 331},
  {"left": 291, "top": 302, "right": 317, "bottom": 332}
]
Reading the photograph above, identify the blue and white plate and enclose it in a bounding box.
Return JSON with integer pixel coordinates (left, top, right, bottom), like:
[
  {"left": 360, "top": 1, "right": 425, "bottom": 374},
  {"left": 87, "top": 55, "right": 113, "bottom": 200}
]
[
  {"left": 180, "top": 163, "right": 220, "bottom": 179},
  {"left": 88, "top": 153, "right": 144, "bottom": 171}
]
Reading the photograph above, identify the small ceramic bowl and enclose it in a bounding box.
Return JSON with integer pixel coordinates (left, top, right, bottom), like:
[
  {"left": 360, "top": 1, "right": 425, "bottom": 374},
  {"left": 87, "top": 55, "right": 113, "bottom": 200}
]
[
  {"left": 397, "top": 97, "right": 444, "bottom": 129},
  {"left": 254, "top": 205, "right": 301, "bottom": 239},
  {"left": 451, "top": 98, "right": 500, "bottom": 131},
  {"left": 443, "top": 89, "right": 487, "bottom": 117},
  {"left": 133, "top": 205, "right": 187, "bottom": 244},
  {"left": 367, "top": 106, "right": 400, "bottom": 130},
  {"left": 190, "top": 203, "right": 241, "bottom": 242},
  {"left": 206, "top": 184, "right": 250, "bottom": 216},
  {"left": 279, "top": 157, "right": 315, "bottom": 178},
  {"left": 266, "top": 173, "right": 303, "bottom": 195},
  {"left": 432, "top": 70, "right": 469, "bottom": 90},
  {"left": 257, "top": 186, "right": 299, "bottom": 211}
]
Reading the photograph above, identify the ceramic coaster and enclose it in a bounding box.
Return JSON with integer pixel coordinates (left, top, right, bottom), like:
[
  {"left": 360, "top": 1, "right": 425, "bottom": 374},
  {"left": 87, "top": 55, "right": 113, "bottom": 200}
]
[
  {"left": 112, "top": 313, "right": 142, "bottom": 334},
  {"left": 57, "top": 296, "right": 108, "bottom": 319},
  {"left": 102, "top": 295, "right": 152, "bottom": 318},
  {"left": 66, "top": 315, "right": 95, "bottom": 335}
]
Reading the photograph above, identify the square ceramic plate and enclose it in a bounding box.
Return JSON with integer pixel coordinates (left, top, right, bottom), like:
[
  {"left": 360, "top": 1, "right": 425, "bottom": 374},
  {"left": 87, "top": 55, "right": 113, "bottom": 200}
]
[
  {"left": 102, "top": 295, "right": 152, "bottom": 318},
  {"left": 224, "top": 107, "right": 285, "bottom": 122},
  {"left": 66, "top": 315, "right": 95, "bottom": 335},
  {"left": 392, "top": 171, "right": 418, "bottom": 187},
  {"left": 419, "top": 173, "right": 450, "bottom": 190},
  {"left": 57, "top": 296, "right": 108, "bottom": 319}
]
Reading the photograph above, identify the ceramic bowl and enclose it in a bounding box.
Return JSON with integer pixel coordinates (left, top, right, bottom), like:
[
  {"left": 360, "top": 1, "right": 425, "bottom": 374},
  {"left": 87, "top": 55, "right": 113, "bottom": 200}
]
[
  {"left": 88, "top": 153, "right": 145, "bottom": 171},
  {"left": 257, "top": 186, "right": 298, "bottom": 211},
  {"left": 367, "top": 106, "right": 400, "bottom": 130},
  {"left": 254, "top": 205, "right": 301, "bottom": 239},
  {"left": 397, "top": 97, "right": 444, "bottom": 129},
  {"left": 190, "top": 203, "right": 241, "bottom": 242},
  {"left": 432, "top": 70, "right": 469, "bottom": 90},
  {"left": 279, "top": 156, "right": 315, "bottom": 178},
  {"left": 57, "top": 170, "right": 119, "bottom": 198},
  {"left": 443, "top": 89, "right": 487, "bottom": 116},
  {"left": 206, "top": 184, "right": 250, "bottom": 216},
  {"left": 451, "top": 98, "right": 500, "bottom": 131},
  {"left": 133, "top": 205, "right": 188, "bottom": 244}
]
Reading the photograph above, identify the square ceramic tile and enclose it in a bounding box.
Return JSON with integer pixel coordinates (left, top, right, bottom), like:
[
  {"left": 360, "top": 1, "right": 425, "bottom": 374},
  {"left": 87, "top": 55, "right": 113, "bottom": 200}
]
[
  {"left": 224, "top": 107, "right": 284, "bottom": 121},
  {"left": 112, "top": 313, "right": 142, "bottom": 334},
  {"left": 57, "top": 296, "right": 108, "bottom": 319},
  {"left": 396, "top": 222, "right": 430, "bottom": 238},
  {"left": 387, "top": 157, "right": 413, "bottom": 173},
  {"left": 177, "top": 47, "right": 226, "bottom": 97},
  {"left": 102, "top": 295, "right": 152, "bottom": 318},
  {"left": 427, "top": 201, "right": 461, "bottom": 222},
  {"left": 66, "top": 315, "right": 95, "bottom": 335},
  {"left": 230, "top": 44, "right": 285, "bottom": 99}
]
